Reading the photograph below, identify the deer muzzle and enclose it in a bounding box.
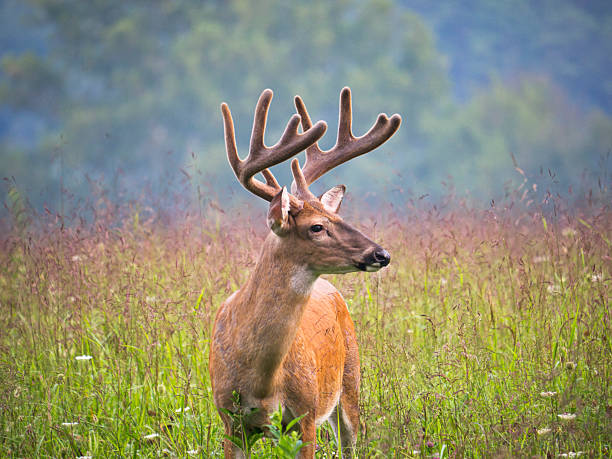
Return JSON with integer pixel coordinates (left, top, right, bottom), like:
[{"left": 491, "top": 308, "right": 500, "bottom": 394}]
[{"left": 357, "top": 246, "right": 391, "bottom": 272}]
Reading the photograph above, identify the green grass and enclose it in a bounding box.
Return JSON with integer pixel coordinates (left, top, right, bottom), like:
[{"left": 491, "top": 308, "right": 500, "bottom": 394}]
[{"left": 0, "top": 200, "right": 610, "bottom": 457}]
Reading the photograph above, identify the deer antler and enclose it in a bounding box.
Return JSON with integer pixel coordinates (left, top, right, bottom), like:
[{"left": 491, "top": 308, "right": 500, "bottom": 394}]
[
  {"left": 291, "top": 87, "right": 401, "bottom": 195},
  {"left": 221, "top": 89, "right": 327, "bottom": 203}
]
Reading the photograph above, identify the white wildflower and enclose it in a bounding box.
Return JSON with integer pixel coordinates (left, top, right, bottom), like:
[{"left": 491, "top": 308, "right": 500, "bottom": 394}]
[
  {"left": 187, "top": 449, "right": 199, "bottom": 455},
  {"left": 440, "top": 277, "right": 448, "bottom": 286},
  {"left": 175, "top": 406, "right": 190, "bottom": 413},
  {"left": 557, "top": 413, "right": 576, "bottom": 421},
  {"left": 590, "top": 273, "right": 603, "bottom": 282},
  {"left": 537, "top": 427, "right": 551, "bottom": 436},
  {"left": 61, "top": 422, "right": 78, "bottom": 426},
  {"left": 533, "top": 255, "right": 549, "bottom": 263},
  {"left": 558, "top": 452, "right": 585, "bottom": 457},
  {"left": 143, "top": 432, "right": 160, "bottom": 440},
  {"left": 75, "top": 355, "right": 93, "bottom": 361},
  {"left": 145, "top": 295, "right": 157, "bottom": 303},
  {"left": 540, "top": 391, "right": 557, "bottom": 398},
  {"left": 77, "top": 456, "right": 93, "bottom": 459},
  {"left": 71, "top": 254, "right": 84, "bottom": 262},
  {"left": 547, "top": 284, "right": 561, "bottom": 294}
]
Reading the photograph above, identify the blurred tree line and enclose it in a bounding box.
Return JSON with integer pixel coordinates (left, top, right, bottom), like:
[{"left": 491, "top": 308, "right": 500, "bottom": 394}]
[
  {"left": 1, "top": 0, "right": 611, "bottom": 213},
  {"left": 406, "top": 0, "right": 612, "bottom": 111}
]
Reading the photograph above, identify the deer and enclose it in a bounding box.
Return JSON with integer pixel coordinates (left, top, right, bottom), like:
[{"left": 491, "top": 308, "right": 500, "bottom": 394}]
[{"left": 209, "top": 87, "right": 401, "bottom": 458}]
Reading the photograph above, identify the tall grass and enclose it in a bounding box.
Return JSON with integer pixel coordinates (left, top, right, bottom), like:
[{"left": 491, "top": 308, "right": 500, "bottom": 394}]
[{"left": 0, "top": 190, "right": 610, "bottom": 457}]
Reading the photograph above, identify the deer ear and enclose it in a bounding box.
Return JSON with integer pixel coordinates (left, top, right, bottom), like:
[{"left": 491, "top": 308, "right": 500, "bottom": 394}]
[
  {"left": 268, "top": 187, "right": 291, "bottom": 235},
  {"left": 320, "top": 185, "right": 345, "bottom": 214}
]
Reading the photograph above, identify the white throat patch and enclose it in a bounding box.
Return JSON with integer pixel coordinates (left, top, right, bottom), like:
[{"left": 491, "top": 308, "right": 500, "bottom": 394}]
[{"left": 290, "top": 266, "right": 317, "bottom": 296}]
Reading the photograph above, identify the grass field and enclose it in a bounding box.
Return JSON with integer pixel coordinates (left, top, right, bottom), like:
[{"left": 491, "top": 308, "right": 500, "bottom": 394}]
[{"left": 0, "top": 192, "right": 610, "bottom": 458}]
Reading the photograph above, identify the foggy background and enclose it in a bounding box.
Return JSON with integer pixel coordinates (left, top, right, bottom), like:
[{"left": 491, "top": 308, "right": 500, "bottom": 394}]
[{"left": 1, "top": 0, "right": 611, "bottom": 216}]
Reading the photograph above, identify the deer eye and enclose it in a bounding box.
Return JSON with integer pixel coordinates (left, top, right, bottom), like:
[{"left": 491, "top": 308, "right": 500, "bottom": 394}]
[{"left": 310, "top": 224, "right": 324, "bottom": 233}]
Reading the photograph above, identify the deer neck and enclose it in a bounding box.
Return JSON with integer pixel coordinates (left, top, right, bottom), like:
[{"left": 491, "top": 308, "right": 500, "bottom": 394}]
[{"left": 235, "top": 232, "right": 317, "bottom": 398}]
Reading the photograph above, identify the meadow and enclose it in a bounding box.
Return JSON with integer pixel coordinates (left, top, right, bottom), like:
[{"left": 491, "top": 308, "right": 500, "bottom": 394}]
[{"left": 0, "top": 189, "right": 610, "bottom": 458}]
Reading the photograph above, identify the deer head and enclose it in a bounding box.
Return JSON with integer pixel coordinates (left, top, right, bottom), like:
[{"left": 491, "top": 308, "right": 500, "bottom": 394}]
[{"left": 221, "top": 87, "right": 401, "bottom": 275}]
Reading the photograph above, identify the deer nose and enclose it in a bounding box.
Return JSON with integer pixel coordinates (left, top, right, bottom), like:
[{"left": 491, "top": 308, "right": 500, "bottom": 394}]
[{"left": 373, "top": 248, "right": 391, "bottom": 267}]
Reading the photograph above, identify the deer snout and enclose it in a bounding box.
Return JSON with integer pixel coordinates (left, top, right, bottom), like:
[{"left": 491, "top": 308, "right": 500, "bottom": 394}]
[
  {"left": 373, "top": 248, "right": 391, "bottom": 267},
  {"left": 358, "top": 246, "right": 390, "bottom": 271}
]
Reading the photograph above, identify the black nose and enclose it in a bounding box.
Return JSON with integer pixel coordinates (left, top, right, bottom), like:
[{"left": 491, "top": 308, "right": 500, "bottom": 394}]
[{"left": 373, "top": 248, "right": 391, "bottom": 266}]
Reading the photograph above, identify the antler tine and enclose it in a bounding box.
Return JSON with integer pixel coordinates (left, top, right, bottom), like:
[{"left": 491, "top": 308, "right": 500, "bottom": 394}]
[
  {"left": 337, "top": 86, "right": 353, "bottom": 143},
  {"left": 221, "top": 89, "right": 327, "bottom": 203},
  {"left": 221, "top": 102, "right": 241, "bottom": 177},
  {"left": 292, "top": 87, "right": 402, "bottom": 192},
  {"left": 291, "top": 158, "right": 317, "bottom": 201}
]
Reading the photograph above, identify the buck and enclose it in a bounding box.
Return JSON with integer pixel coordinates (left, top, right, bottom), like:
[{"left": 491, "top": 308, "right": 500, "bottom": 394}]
[{"left": 209, "top": 87, "right": 401, "bottom": 458}]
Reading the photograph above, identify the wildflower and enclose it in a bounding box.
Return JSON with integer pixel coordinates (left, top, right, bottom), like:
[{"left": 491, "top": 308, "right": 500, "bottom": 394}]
[
  {"left": 557, "top": 413, "right": 576, "bottom": 421},
  {"left": 533, "top": 255, "right": 549, "bottom": 263},
  {"left": 77, "top": 456, "right": 93, "bottom": 459},
  {"left": 71, "top": 254, "right": 84, "bottom": 262},
  {"left": 558, "top": 452, "right": 585, "bottom": 457},
  {"left": 537, "top": 427, "right": 551, "bottom": 436},
  {"left": 146, "top": 295, "right": 157, "bottom": 303},
  {"left": 187, "top": 449, "right": 199, "bottom": 455},
  {"left": 540, "top": 391, "right": 557, "bottom": 398},
  {"left": 439, "top": 277, "right": 448, "bottom": 286},
  {"left": 75, "top": 355, "right": 93, "bottom": 361},
  {"left": 590, "top": 273, "right": 603, "bottom": 282},
  {"left": 547, "top": 284, "right": 561, "bottom": 294},
  {"left": 61, "top": 422, "right": 78, "bottom": 426},
  {"left": 143, "top": 432, "right": 160, "bottom": 442},
  {"left": 175, "top": 406, "right": 190, "bottom": 413}
]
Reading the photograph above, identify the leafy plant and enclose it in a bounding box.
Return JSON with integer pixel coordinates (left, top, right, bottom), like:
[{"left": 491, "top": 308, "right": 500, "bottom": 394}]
[
  {"left": 219, "top": 393, "right": 306, "bottom": 458},
  {"left": 265, "top": 406, "right": 307, "bottom": 459}
]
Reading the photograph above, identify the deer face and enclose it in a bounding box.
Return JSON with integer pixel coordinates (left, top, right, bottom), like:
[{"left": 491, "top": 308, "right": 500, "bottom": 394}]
[{"left": 268, "top": 187, "right": 390, "bottom": 275}]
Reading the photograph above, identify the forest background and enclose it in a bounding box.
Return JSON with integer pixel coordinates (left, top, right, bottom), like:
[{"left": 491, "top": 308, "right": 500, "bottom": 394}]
[{"left": 1, "top": 0, "right": 611, "bottom": 213}]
